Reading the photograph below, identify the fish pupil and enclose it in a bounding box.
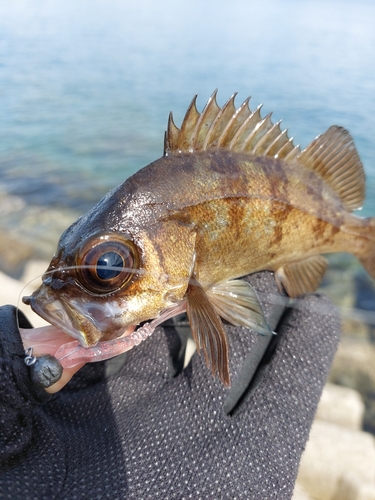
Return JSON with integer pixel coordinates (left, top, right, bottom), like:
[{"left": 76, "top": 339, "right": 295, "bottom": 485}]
[{"left": 96, "top": 252, "right": 124, "bottom": 280}]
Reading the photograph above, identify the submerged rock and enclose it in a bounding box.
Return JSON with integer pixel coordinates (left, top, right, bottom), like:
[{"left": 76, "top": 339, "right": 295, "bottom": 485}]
[
  {"left": 329, "top": 340, "right": 375, "bottom": 434},
  {"left": 0, "top": 232, "right": 35, "bottom": 279},
  {"left": 315, "top": 383, "right": 364, "bottom": 431},
  {"left": 295, "top": 385, "right": 375, "bottom": 500},
  {"left": 0, "top": 192, "right": 79, "bottom": 278}
]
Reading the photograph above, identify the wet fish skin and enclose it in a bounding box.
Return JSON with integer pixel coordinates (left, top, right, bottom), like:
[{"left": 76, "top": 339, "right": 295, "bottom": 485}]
[
  {"left": 24, "top": 91, "right": 375, "bottom": 385},
  {"left": 27, "top": 210, "right": 197, "bottom": 346}
]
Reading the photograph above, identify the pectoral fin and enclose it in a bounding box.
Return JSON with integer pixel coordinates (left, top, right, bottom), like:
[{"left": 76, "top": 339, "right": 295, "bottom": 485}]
[
  {"left": 206, "top": 279, "right": 273, "bottom": 336},
  {"left": 185, "top": 277, "right": 274, "bottom": 385},
  {"left": 186, "top": 280, "right": 230, "bottom": 386},
  {"left": 275, "top": 255, "right": 328, "bottom": 298}
]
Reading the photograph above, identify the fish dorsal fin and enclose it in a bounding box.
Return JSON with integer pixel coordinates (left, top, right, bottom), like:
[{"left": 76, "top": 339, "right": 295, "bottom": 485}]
[
  {"left": 164, "top": 90, "right": 300, "bottom": 159},
  {"left": 296, "top": 126, "right": 365, "bottom": 211}
]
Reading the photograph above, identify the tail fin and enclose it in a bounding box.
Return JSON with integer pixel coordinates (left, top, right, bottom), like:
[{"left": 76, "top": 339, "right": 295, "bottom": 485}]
[{"left": 359, "top": 217, "right": 375, "bottom": 279}]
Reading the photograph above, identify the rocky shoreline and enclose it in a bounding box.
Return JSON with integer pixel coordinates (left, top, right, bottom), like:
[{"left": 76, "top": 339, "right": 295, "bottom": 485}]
[{"left": 0, "top": 190, "right": 80, "bottom": 278}]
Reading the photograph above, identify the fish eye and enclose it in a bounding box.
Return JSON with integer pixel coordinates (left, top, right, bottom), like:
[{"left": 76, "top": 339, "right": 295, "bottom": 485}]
[
  {"left": 96, "top": 251, "right": 124, "bottom": 280},
  {"left": 76, "top": 234, "right": 139, "bottom": 294}
]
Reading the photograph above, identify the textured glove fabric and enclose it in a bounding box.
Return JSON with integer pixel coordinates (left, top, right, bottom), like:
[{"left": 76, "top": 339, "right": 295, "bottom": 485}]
[{"left": 0, "top": 272, "right": 340, "bottom": 500}]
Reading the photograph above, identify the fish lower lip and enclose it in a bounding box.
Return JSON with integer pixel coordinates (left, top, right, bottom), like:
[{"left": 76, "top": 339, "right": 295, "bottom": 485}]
[
  {"left": 24, "top": 291, "right": 92, "bottom": 345},
  {"left": 22, "top": 295, "right": 32, "bottom": 305}
]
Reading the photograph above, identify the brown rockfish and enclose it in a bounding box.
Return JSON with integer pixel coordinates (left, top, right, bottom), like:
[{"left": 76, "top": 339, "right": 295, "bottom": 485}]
[{"left": 23, "top": 91, "right": 375, "bottom": 385}]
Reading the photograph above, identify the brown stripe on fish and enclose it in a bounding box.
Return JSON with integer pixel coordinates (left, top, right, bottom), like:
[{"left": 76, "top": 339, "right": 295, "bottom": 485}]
[
  {"left": 207, "top": 152, "right": 257, "bottom": 197},
  {"left": 322, "top": 223, "right": 342, "bottom": 248},
  {"left": 312, "top": 218, "right": 329, "bottom": 240},
  {"left": 269, "top": 202, "right": 294, "bottom": 251},
  {"left": 304, "top": 170, "right": 323, "bottom": 200},
  {"left": 227, "top": 197, "right": 247, "bottom": 241},
  {"left": 255, "top": 155, "right": 291, "bottom": 199},
  {"left": 308, "top": 217, "right": 344, "bottom": 250}
]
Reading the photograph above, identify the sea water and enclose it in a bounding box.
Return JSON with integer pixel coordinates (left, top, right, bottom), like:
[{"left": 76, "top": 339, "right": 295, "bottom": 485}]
[{"left": 0, "top": 0, "right": 374, "bottom": 257}]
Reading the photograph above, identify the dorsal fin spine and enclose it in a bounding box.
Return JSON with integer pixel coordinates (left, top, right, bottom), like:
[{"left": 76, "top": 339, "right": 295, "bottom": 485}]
[
  {"left": 217, "top": 97, "right": 252, "bottom": 148},
  {"left": 284, "top": 145, "right": 301, "bottom": 160},
  {"left": 244, "top": 113, "right": 273, "bottom": 152},
  {"left": 228, "top": 105, "right": 262, "bottom": 151},
  {"left": 177, "top": 95, "right": 200, "bottom": 151},
  {"left": 254, "top": 120, "right": 282, "bottom": 155},
  {"left": 165, "top": 91, "right": 298, "bottom": 158},
  {"left": 263, "top": 128, "right": 288, "bottom": 156},
  {"left": 193, "top": 90, "right": 220, "bottom": 149},
  {"left": 203, "top": 93, "right": 237, "bottom": 150},
  {"left": 274, "top": 137, "right": 294, "bottom": 158},
  {"left": 164, "top": 112, "right": 179, "bottom": 154}
]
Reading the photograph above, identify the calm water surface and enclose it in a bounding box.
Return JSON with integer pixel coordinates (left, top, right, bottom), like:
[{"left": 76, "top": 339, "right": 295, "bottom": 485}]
[{"left": 0, "top": 0, "right": 374, "bottom": 255}]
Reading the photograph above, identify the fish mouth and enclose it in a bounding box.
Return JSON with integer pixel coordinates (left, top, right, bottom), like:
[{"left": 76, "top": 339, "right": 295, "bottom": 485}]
[
  {"left": 23, "top": 283, "right": 188, "bottom": 350},
  {"left": 23, "top": 285, "right": 111, "bottom": 346}
]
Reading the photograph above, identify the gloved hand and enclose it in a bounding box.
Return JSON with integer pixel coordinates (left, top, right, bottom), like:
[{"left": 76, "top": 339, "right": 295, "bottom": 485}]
[{"left": 0, "top": 271, "right": 340, "bottom": 500}]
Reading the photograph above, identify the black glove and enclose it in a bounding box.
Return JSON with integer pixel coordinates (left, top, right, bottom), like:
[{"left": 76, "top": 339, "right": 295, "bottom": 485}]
[{"left": 0, "top": 272, "right": 340, "bottom": 500}]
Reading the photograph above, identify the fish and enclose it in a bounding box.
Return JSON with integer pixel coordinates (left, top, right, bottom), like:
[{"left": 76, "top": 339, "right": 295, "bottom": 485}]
[{"left": 23, "top": 90, "right": 375, "bottom": 385}]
